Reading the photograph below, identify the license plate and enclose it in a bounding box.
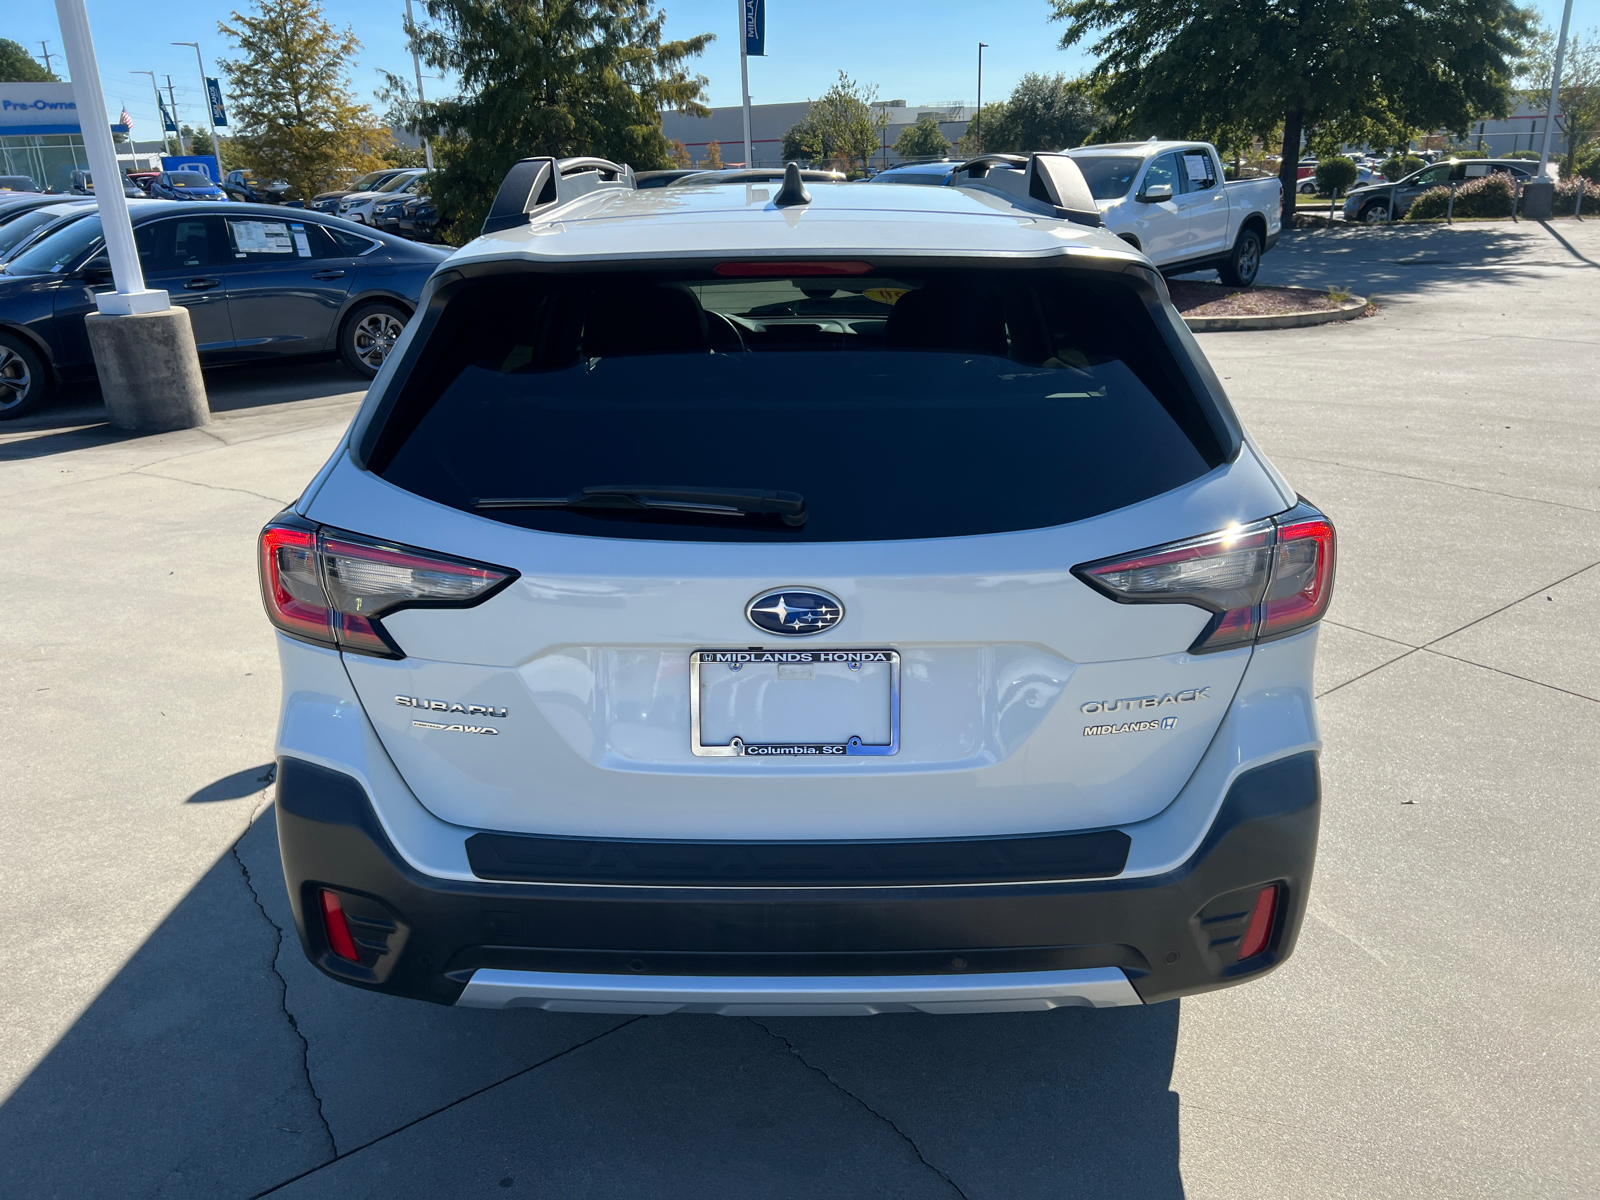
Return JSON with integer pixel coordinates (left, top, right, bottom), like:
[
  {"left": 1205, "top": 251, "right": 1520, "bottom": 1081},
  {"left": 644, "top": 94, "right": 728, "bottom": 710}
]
[{"left": 690, "top": 648, "right": 900, "bottom": 758}]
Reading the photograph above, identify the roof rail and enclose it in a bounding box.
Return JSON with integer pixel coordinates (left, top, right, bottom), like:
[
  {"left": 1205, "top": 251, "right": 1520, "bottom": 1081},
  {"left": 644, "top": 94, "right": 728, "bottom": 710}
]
[
  {"left": 482, "top": 155, "right": 635, "bottom": 235},
  {"left": 949, "top": 152, "right": 1101, "bottom": 228}
]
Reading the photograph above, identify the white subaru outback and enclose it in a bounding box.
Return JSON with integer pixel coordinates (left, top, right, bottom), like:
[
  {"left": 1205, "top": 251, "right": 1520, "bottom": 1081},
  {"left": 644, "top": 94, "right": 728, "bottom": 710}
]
[{"left": 259, "top": 156, "right": 1335, "bottom": 1015}]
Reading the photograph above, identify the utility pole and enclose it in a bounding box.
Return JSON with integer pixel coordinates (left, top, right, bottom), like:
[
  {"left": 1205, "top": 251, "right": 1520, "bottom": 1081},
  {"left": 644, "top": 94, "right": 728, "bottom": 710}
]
[
  {"left": 38, "top": 41, "right": 59, "bottom": 75},
  {"left": 1538, "top": 0, "right": 1575, "bottom": 180},
  {"left": 173, "top": 43, "right": 221, "bottom": 171},
  {"left": 132, "top": 69, "right": 164, "bottom": 167},
  {"left": 974, "top": 43, "right": 989, "bottom": 154},
  {"left": 403, "top": 0, "right": 433, "bottom": 170},
  {"left": 164, "top": 75, "right": 187, "bottom": 154}
]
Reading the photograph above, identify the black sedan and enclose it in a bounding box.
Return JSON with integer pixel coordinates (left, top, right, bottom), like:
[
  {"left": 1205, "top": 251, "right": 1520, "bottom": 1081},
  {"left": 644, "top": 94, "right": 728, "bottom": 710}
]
[{"left": 0, "top": 200, "right": 449, "bottom": 419}]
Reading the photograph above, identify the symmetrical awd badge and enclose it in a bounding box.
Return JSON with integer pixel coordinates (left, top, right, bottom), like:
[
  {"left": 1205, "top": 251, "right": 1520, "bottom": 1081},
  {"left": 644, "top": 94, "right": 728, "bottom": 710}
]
[
  {"left": 746, "top": 589, "right": 844, "bottom": 637},
  {"left": 396, "top": 694, "right": 506, "bottom": 736}
]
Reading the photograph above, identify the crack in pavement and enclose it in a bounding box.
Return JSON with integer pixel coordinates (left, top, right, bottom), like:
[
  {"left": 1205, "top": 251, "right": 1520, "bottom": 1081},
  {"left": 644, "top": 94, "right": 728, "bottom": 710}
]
[
  {"left": 1317, "top": 559, "right": 1600, "bottom": 700},
  {"left": 748, "top": 1019, "right": 970, "bottom": 1200},
  {"left": 133, "top": 467, "right": 290, "bottom": 507},
  {"left": 231, "top": 837, "right": 339, "bottom": 1162},
  {"left": 1274, "top": 453, "right": 1600, "bottom": 515},
  {"left": 251, "top": 1016, "right": 643, "bottom": 1198}
]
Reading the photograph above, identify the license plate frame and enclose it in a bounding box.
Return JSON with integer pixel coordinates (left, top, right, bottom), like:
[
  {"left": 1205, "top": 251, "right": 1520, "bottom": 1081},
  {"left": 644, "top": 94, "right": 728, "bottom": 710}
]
[{"left": 689, "top": 648, "right": 900, "bottom": 758}]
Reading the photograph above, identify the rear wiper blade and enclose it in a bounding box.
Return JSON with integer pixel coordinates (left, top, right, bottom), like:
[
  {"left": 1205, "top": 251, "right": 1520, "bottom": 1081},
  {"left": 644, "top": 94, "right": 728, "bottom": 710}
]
[{"left": 474, "top": 485, "right": 807, "bottom": 526}]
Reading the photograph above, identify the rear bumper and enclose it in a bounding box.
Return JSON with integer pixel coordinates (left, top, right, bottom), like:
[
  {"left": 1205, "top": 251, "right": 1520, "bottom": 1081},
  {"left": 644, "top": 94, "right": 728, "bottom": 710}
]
[{"left": 274, "top": 751, "right": 1320, "bottom": 1012}]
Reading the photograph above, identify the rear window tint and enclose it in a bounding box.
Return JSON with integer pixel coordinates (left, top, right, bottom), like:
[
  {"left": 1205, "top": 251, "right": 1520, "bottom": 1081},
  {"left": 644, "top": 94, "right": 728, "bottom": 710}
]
[{"left": 368, "top": 267, "right": 1224, "bottom": 543}]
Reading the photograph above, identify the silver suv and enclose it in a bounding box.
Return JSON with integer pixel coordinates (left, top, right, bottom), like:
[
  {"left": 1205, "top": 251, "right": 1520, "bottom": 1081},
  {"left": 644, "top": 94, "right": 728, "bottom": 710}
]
[{"left": 261, "top": 157, "right": 1335, "bottom": 1015}]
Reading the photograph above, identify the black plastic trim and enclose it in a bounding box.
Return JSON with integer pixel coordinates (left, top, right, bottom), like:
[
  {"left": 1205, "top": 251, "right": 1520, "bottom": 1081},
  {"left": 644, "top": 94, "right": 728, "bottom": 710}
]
[
  {"left": 274, "top": 751, "right": 1321, "bottom": 1005},
  {"left": 465, "top": 827, "right": 1131, "bottom": 887}
]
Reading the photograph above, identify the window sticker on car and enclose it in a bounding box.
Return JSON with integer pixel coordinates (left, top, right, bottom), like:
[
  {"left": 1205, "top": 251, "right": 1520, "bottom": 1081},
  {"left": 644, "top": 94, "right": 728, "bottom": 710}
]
[
  {"left": 1465, "top": 164, "right": 1488, "bottom": 177},
  {"left": 231, "top": 220, "right": 295, "bottom": 255},
  {"left": 289, "top": 223, "right": 312, "bottom": 257},
  {"left": 1184, "top": 154, "right": 1210, "bottom": 180}
]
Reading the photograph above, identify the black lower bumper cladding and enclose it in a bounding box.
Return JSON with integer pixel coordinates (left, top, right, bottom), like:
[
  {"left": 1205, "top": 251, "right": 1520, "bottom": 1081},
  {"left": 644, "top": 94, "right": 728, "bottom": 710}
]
[{"left": 274, "top": 753, "right": 1320, "bottom": 1006}]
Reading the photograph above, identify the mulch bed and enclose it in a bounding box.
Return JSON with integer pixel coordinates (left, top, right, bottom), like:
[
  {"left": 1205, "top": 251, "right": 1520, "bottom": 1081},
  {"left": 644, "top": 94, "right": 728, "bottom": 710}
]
[{"left": 1167, "top": 280, "right": 1344, "bottom": 318}]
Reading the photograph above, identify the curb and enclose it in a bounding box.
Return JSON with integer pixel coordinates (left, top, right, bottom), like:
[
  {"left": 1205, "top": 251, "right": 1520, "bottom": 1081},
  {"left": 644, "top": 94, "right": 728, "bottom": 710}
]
[{"left": 1183, "top": 294, "right": 1369, "bottom": 332}]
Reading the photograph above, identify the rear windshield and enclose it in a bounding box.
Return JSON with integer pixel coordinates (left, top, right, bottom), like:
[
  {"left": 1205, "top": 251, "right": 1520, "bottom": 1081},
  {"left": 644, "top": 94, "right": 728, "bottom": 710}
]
[{"left": 368, "top": 267, "right": 1225, "bottom": 543}]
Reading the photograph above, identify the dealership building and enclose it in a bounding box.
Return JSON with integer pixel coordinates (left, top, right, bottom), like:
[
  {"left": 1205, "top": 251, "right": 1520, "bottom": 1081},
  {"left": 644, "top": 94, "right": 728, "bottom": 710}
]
[
  {"left": 662, "top": 100, "right": 974, "bottom": 169},
  {"left": 0, "top": 82, "right": 150, "bottom": 192}
]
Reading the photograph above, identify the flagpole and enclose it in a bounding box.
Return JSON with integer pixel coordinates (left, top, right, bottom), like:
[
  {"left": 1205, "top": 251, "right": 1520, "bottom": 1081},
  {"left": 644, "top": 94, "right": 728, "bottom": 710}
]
[{"left": 739, "top": 0, "right": 752, "bottom": 168}]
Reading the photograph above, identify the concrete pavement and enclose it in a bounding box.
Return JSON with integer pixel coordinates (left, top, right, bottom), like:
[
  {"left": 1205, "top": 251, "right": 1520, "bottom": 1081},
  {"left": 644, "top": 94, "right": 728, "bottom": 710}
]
[{"left": 1, "top": 221, "right": 1596, "bottom": 1197}]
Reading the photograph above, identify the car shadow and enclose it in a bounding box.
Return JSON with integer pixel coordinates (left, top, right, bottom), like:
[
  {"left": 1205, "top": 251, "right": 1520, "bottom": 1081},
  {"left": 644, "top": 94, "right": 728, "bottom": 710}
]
[
  {"left": 1177, "top": 224, "right": 1553, "bottom": 302},
  {"left": 0, "top": 360, "right": 364, "bottom": 449},
  {"left": 0, "top": 806, "right": 1183, "bottom": 1198},
  {"left": 186, "top": 763, "right": 279, "bottom": 803}
]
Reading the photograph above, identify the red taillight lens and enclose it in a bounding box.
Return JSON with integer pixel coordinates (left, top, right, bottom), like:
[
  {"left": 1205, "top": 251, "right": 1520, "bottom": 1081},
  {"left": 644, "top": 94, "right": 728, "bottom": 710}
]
[
  {"left": 319, "top": 889, "right": 360, "bottom": 962},
  {"left": 1237, "top": 884, "right": 1280, "bottom": 960},
  {"left": 1259, "top": 514, "right": 1336, "bottom": 640},
  {"left": 259, "top": 524, "right": 334, "bottom": 645},
  {"left": 1073, "top": 500, "right": 1336, "bottom": 652},
  {"left": 258, "top": 518, "right": 517, "bottom": 657}
]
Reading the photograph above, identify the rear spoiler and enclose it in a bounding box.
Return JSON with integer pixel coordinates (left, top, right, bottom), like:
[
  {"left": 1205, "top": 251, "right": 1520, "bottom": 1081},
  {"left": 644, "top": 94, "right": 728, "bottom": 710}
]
[
  {"left": 950, "top": 152, "right": 1102, "bottom": 228},
  {"left": 482, "top": 156, "right": 635, "bottom": 234}
]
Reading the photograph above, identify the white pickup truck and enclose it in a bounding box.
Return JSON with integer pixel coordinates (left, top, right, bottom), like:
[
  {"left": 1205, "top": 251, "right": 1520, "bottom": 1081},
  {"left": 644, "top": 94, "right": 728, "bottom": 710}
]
[{"left": 1064, "top": 141, "right": 1282, "bottom": 286}]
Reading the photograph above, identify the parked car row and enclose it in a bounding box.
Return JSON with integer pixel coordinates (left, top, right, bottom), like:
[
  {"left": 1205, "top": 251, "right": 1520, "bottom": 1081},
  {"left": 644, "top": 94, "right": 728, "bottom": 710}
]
[
  {"left": 0, "top": 197, "right": 449, "bottom": 419},
  {"left": 1341, "top": 157, "right": 1541, "bottom": 222}
]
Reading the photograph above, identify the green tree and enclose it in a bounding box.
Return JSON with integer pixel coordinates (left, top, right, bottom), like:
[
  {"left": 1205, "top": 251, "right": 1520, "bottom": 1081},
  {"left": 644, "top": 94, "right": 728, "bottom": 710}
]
[
  {"left": 983, "top": 72, "right": 1099, "bottom": 152},
  {"left": 219, "top": 0, "right": 395, "bottom": 198},
  {"left": 1518, "top": 19, "right": 1600, "bottom": 178},
  {"left": 955, "top": 101, "right": 1007, "bottom": 155},
  {"left": 388, "top": 0, "right": 713, "bottom": 243},
  {"left": 782, "top": 73, "right": 884, "bottom": 173},
  {"left": 0, "top": 39, "right": 57, "bottom": 82},
  {"left": 894, "top": 115, "right": 950, "bottom": 160},
  {"left": 1053, "top": 0, "right": 1533, "bottom": 224}
]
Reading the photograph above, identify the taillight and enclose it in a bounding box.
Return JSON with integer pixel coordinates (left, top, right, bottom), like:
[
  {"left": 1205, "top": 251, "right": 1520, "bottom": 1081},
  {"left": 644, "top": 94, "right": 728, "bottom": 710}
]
[
  {"left": 258, "top": 515, "right": 516, "bottom": 658},
  {"left": 1073, "top": 500, "right": 1335, "bottom": 653}
]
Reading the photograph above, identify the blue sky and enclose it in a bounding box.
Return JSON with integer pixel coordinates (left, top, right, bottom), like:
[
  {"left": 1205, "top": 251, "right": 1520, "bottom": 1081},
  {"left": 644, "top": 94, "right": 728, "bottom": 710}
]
[{"left": 7, "top": 0, "right": 1592, "bottom": 139}]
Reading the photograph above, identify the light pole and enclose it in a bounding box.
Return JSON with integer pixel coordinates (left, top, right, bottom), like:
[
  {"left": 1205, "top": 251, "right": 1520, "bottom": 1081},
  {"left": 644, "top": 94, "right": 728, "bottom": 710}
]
[
  {"left": 132, "top": 69, "right": 165, "bottom": 167},
  {"left": 738, "top": 0, "right": 753, "bottom": 167},
  {"left": 173, "top": 42, "right": 221, "bottom": 172},
  {"left": 974, "top": 43, "right": 989, "bottom": 154},
  {"left": 403, "top": 0, "right": 433, "bottom": 170},
  {"left": 1538, "top": 0, "right": 1575, "bottom": 180}
]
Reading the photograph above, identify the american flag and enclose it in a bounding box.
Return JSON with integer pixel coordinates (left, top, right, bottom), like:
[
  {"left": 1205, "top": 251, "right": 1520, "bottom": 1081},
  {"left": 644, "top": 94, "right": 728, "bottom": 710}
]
[{"left": 119, "top": 108, "right": 132, "bottom": 131}]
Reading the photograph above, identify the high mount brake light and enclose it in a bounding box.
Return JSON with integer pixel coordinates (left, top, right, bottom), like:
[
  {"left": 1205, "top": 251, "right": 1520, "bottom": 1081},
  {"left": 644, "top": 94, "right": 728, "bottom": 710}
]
[
  {"left": 1073, "top": 501, "right": 1335, "bottom": 653},
  {"left": 713, "top": 261, "right": 874, "bottom": 277},
  {"left": 258, "top": 518, "right": 516, "bottom": 658}
]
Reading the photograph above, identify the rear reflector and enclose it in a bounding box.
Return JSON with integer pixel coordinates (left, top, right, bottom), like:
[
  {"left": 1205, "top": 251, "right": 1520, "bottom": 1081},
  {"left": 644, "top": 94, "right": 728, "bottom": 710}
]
[
  {"left": 319, "top": 889, "right": 360, "bottom": 962},
  {"left": 1072, "top": 500, "right": 1335, "bottom": 653},
  {"left": 259, "top": 517, "right": 517, "bottom": 658},
  {"left": 1237, "top": 884, "right": 1280, "bottom": 960},
  {"left": 713, "top": 261, "right": 873, "bottom": 277}
]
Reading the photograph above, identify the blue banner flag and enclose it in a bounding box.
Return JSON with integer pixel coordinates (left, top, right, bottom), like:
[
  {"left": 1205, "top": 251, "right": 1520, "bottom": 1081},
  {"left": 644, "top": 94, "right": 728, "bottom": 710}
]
[
  {"left": 206, "top": 78, "right": 228, "bottom": 127},
  {"left": 743, "top": 0, "right": 765, "bottom": 56},
  {"left": 158, "top": 96, "right": 177, "bottom": 133}
]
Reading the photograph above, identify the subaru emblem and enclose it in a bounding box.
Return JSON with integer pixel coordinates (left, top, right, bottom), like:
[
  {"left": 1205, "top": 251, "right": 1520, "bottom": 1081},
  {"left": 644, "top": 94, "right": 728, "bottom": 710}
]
[{"left": 746, "top": 589, "right": 844, "bottom": 637}]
